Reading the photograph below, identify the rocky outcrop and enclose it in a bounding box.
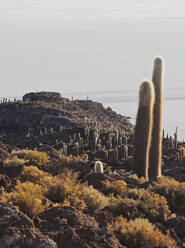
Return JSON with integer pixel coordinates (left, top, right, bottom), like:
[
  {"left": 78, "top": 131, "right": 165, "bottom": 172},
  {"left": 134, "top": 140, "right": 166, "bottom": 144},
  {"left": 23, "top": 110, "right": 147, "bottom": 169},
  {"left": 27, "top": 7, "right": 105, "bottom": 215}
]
[
  {"left": 0, "top": 174, "right": 10, "bottom": 188},
  {"left": 37, "top": 206, "right": 125, "bottom": 248},
  {"left": 23, "top": 92, "right": 64, "bottom": 103},
  {"left": 0, "top": 91, "right": 131, "bottom": 149},
  {"left": 0, "top": 201, "right": 58, "bottom": 248},
  {"left": 166, "top": 216, "right": 185, "bottom": 245}
]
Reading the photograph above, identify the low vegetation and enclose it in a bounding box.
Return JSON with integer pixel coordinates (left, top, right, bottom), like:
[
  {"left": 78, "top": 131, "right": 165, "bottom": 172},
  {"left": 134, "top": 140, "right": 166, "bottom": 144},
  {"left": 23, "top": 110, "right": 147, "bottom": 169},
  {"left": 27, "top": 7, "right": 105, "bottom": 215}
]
[
  {"left": 109, "top": 216, "right": 177, "bottom": 248},
  {"left": 0, "top": 148, "right": 183, "bottom": 247}
]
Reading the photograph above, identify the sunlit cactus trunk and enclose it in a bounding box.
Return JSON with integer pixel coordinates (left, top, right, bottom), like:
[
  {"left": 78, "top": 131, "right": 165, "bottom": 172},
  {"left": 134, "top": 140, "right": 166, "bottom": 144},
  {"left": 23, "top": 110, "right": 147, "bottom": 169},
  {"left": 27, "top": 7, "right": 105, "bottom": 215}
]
[
  {"left": 133, "top": 81, "right": 155, "bottom": 179},
  {"left": 149, "top": 57, "right": 163, "bottom": 181}
]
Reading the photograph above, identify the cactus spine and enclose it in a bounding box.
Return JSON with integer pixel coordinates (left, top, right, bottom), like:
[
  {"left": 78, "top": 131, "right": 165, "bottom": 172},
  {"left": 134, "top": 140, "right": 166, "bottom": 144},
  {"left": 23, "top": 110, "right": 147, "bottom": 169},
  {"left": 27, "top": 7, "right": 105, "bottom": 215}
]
[
  {"left": 149, "top": 57, "right": 163, "bottom": 181},
  {"left": 133, "top": 81, "right": 155, "bottom": 179}
]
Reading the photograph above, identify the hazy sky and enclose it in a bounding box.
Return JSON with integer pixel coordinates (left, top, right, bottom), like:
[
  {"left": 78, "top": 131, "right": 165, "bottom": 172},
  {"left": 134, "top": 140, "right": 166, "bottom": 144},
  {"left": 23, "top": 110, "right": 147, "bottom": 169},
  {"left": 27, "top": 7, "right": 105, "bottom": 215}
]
[
  {"left": 1, "top": 0, "right": 185, "bottom": 97},
  {"left": 1, "top": 0, "right": 185, "bottom": 20}
]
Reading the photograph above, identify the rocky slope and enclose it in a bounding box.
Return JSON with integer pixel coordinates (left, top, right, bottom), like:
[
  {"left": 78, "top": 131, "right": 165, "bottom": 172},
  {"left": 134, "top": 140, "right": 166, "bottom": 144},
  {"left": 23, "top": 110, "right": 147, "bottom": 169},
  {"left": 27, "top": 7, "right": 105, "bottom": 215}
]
[{"left": 0, "top": 91, "right": 185, "bottom": 248}]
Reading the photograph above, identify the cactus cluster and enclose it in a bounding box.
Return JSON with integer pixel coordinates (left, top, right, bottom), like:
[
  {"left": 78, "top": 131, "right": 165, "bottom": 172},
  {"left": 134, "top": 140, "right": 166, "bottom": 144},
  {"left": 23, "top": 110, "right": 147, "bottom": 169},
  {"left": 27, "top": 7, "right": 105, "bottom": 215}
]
[{"left": 133, "top": 57, "right": 163, "bottom": 181}]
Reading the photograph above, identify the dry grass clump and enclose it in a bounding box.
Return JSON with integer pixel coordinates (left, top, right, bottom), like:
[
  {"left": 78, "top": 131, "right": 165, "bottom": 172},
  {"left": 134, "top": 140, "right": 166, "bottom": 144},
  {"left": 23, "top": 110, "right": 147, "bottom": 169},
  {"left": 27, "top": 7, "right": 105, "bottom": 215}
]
[
  {"left": 45, "top": 169, "right": 109, "bottom": 212},
  {"left": 20, "top": 166, "right": 54, "bottom": 189},
  {"left": 109, "top": 188, "right": 171, "bottom": 222},
  {"left": 153, "top": 176, "right": 185, "bottom": 214},
  {"left": 50, "top": 152, "right": 89, "bottom": 175},
  {"left": 138, "top": 189, "right": 171, "bottom": 222},
  {"left": 82, "top": 185, "right": 109, "bottom": 213},
  {"left": 109, "top": 196, "right": 141, "bottom": 219},
  {"left": 0, "top": 181, "right": 46, "bottom": 217},
  {"left": 102, "top": 180, "right": 127, "bottom": 197},
  {"left": 4, "top": 157, "right": 28, "bottom": 166},
  {"left": 58, "top": 152, "right": 86, "bottom": 166},
  {"left": 109, "top": 216, "right": 177, "bottom": 248},
  {"left": 139, "top": 176, "right": 148, "bottom": 184},
  {"left": 12, "top": 149, "right": 49, "bottom": 166},
  {"left": 14, "top": 166, "right": 108, "bottom": 213},
  {"left": 45, "top": 169, "right": 87, "bottom": 211}
]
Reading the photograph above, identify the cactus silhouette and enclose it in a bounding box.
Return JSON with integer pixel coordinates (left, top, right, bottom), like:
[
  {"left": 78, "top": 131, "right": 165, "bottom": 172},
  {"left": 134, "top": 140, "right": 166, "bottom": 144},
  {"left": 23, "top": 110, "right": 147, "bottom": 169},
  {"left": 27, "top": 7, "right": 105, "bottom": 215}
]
[
  {"left": 133, "top": 81, "right": 155, "bottom": 179},
  {"left": 149, "top": 57, "right": 163, "bottom": 181}
]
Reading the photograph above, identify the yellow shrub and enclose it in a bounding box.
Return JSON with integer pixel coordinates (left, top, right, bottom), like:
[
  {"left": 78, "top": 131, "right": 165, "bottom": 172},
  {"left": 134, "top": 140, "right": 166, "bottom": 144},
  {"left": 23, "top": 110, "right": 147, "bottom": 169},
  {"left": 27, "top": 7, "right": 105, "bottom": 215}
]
[
  {"left": 153, "top": 176, "right": 185, "bottom": 213},
  {"left": 20, "top": 166, "right": 54, "bottom": 190},
  {"left": 102, "top": 180, "right": 127, "bottom": 197},
  {"left": 58, "top": 152, "right": 86, "bottom": 166},
  {"left": 157, "top": 176, "right": 180, "bottom": 190},
  {"left": 45, "top": 168, "right": 109, "bottom": 212},
  {"left": 21, "top": 167, "right": 88, "bottom": 211},
  {"left": 109, "top": 188, "right": 171, "bottom": 222},
  {"left": 0, "top": 181, "right": 46, "bottom": 217},
  {"left": 82, "top": 185, "right": 109, "bottom": 213},
  {"left": 139, "top": 177, "right": 148, "bottom": 184},
  {"left": 45, "top": 169, "right": 87, "bottom": 211},
  {"left": 109, "top": 196, "right": 141, "bottom": 219},
  {"left": 12, "top": 149, "right": 49, "bottom": 166},
  {"left": 50, "top": 152, "right": 89, "bottom": 174},
  {"left": 109, "top": 216, "right": 177, "bottom": 248},
  {"left": 174, "top": 182, "right": 185, "bottom": 214},
  {"left": 138, "top": 189, "right": 171, "bottom": 222},
  {"left": 4, "top": 157, "right": 28, "bottom": 166},
  {"left": 127, "top": 188, "right": 141, "bottom": 199}
]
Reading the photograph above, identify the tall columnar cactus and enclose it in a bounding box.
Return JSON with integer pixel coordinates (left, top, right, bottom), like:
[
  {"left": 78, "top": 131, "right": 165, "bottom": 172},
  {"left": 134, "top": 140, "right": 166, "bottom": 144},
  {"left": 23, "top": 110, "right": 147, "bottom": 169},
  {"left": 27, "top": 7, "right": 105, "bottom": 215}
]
[
  {"left": 149, "top": 57, "right": 163, "bottom": 181},
  {"left": 133, "top": 81, "right": 155, "bottom": 179}
]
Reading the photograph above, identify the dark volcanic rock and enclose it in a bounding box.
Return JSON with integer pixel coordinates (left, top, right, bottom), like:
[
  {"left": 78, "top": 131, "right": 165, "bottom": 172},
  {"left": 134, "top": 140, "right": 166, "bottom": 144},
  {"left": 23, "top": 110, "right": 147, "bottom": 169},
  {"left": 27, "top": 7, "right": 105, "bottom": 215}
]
[
  {"left": 166, "top": 216, "right": 185, "bottom": 240},
  {"left": 0, "top": 142, "right": 12, "bottom": 162},
  {"left": 0, "top": 201, "right": 58, "bottom": 248},
  {"left": 23, "top": 92, "right": 63, "bottom": 103},
  {"left": 1, "top": 164, "right": 23, "bottom": 180},
  {"left": 0, "top": 174, "right": 10, "bottom": 188},
  {"left": 37, "top": 206, "right": 125, "bottom": 248}
]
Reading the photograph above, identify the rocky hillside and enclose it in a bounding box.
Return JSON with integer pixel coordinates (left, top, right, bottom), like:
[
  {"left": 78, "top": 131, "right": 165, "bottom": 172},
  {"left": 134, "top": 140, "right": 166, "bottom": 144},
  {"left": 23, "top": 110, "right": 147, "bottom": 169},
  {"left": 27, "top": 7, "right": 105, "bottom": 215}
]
[
  {"left": 0, "top": 91, "right": 131, "bottom": 148},
  {"left": 0, "top": 91, "right": 185, "bottom": 248}
]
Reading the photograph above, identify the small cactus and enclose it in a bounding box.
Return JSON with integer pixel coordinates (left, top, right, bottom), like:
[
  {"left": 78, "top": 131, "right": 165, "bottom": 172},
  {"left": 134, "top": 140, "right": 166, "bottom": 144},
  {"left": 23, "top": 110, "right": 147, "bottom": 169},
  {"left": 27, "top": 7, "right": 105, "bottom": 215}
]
[
  {"left": 74, "top": 142, "right": 79, "bottom": 156},
  {"left": 94, "top": 161, "right": 104, "bottom": 173},
  {"left": 104, "top": 150, "right": 108, "bottom": 160},
  {"left": 97, "top": 144, "right": 102, "bottom": 152},
  {"left": 40, "top": 130, "right": 43, "bottom": 136},
  {"left": 44, "top": 128, "right": 47, "bottom": 135},
  {"left": 63, "top": 143, "right": 68, "bottom": 156},
  {"left": 119, "top": 136, "right": 123, "bottom": 146},
  {"left": 123, "top": 145, "right": 128, "bottom": 161},
  {"left": 175, "top": 152, "right": 180, "bottom": 161},
  {"left": 114, "top": 147, "right": 118, "bottom": 160}
]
